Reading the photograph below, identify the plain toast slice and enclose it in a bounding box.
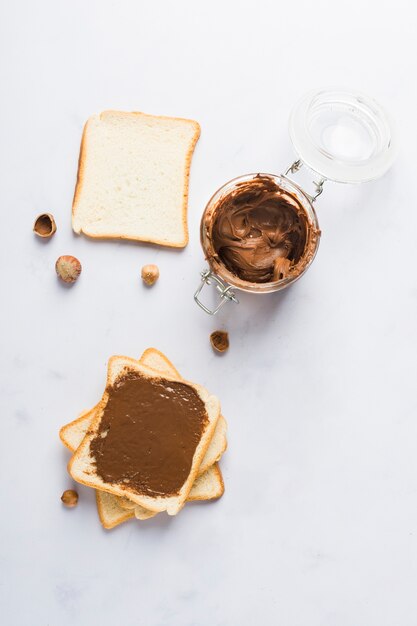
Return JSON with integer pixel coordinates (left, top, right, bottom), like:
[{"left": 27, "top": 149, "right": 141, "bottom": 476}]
[{"left": 72, "top": 111, "right": 200, "bottom": 247}]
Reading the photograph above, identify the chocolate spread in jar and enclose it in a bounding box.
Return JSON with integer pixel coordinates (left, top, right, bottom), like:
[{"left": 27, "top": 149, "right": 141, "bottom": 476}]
[
  {"left": 90, "top": 373, "right": 208, "bottom": 497},
  {"left": 209, "top": 175, "right": 315, "bottom": 283}
]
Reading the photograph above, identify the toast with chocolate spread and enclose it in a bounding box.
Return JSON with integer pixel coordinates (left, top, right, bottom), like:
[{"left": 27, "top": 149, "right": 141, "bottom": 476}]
[
  {"left": 69, "top": 356, "right": 221, "bottom": 515},
  {"left": 60, "top": 349, "right": 226, "bottom": 528},
  {"left": 59, "top": 349, "right": 227, "bottom": 481}
]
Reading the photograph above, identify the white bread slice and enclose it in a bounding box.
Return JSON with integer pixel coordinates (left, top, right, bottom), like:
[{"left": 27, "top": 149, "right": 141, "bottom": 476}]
[
  {"left": 59, "top": 350, "right": 227, "bottom": 478},
  {"left": 140, "top": 347, "right": 181, "bottom": 378},
  {"left": 60, "top": 408, "right": 93, "bottom": 452},
  {"left": 96, "top": 491, "right": 135, "bottom": 529},
  {"left": 69, "top": 356, "right": 221, "bottom": 515},
  {"left": 187, "top": 463, "right": 224, "bottom": 501},
  {"left": 72, "top": 111, "right": 200, "bottom": 248},
  {"left": 203, "top": 415, "right": 227, "bottom": 469},
  {"left": 197, "top": 401, "right": 227, "bottom": 473}
]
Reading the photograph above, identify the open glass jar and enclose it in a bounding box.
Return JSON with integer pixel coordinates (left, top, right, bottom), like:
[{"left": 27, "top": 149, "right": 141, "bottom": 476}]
[{"left": 194, "top": 88, "right": 397, "bottom": 315}]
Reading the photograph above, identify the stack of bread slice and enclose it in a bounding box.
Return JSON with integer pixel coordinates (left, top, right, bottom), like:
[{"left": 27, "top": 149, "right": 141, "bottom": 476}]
[{"left": 60, "top": 349, "right": 227, "bottom": 529}]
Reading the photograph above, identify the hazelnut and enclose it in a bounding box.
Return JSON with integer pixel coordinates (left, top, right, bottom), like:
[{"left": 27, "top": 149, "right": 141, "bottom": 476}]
[
  {"left": 210, "top": 330, "right": 229, "bottom": 353},
  {"left": 61, "top": 489, "right": 78, "bottom": 507},
  {"left": 55, "top": 255, "right": 82, "bottom": 283},
  {"left": 141, "top": 264, "right": 159, "bottom": 286},
  {"left": 33, "top": 213, "right": 56, "bottom": 238}
]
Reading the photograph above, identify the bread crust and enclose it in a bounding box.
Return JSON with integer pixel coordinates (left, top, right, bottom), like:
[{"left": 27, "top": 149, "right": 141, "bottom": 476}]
[
  {"left": 187, "top": 463, "right": 225, "bottom": 502},
  {"left": 59, "top": 408, "right": 94, "bottom": 451},
  {"left": 198, "top": 416, "right": 228, "bottom": 475},
  {"left": 140, "top": 347, "right": 182, "bottom": 379},
  {"left": 71, "top": 117, "right": 89, "bottom": 223},
  {"left": 71, "top": 111, "right": 200, "bottom": 248}
]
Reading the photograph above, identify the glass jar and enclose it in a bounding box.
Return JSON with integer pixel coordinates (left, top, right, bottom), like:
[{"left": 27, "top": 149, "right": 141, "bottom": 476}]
[{"left": 194, "top": 88, "right": 397, "bottom": 315}]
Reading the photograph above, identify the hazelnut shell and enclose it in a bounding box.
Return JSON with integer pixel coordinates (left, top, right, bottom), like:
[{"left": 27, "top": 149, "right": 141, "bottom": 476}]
[
  {"left": 210, "top": 330, "right": 229, "bottom": 353},
  {"left": 33, "top": 213, "right": 56, "bottom": 238}
]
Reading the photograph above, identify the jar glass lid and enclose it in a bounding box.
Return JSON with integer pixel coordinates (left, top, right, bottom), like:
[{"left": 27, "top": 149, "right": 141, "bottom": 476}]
[{"left": 289, "top": 88, "right": 397, "bottom": 184}]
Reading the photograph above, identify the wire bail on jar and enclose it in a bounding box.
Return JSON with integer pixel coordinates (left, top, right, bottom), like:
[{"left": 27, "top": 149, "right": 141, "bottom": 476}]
[
  {"left": 283, "top": 159, "right": 326, "bottom": 202},
  {"left": 194, "top": 269, "right": 239, "bottom": 315}
]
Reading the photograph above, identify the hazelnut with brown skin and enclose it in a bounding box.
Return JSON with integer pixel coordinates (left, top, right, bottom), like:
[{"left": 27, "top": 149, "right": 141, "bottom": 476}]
[
  {"left": 61, "top": 489, "right": 78, "bottom": 507},
  {"left": 33, "top": 213, "right": 56, "bottom": 238},
  {"left": 55, "top": 256, "right": 82, "bottom": 283},
  {"left": 141, "top": 264, "right": 159, "bottom": 286},
  {"left": 210, "top": 330, "right": 229, "bottom": 353}
]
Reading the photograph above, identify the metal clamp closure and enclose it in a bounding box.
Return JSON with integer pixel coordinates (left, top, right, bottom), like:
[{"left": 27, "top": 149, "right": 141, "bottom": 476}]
[
  {"left": 284, "top": 159, "right": 325, "bottom": 202},
  {"left": 194, "top": 269, "right": 239, "bottom": 315}
]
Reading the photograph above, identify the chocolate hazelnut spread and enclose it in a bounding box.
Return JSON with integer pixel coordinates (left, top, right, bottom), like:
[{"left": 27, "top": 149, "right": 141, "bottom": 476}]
[
  {"left": 90, "top": 373, "right": 208, "bottom": 497},
  {"left": 208, "top": 175, "right": 317, "bottom": 284}
]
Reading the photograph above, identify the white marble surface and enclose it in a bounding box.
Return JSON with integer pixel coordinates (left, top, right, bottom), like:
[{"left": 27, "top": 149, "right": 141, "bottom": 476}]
[{"left": 1, "top": 1, "right": 417, "bottom": 624}]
